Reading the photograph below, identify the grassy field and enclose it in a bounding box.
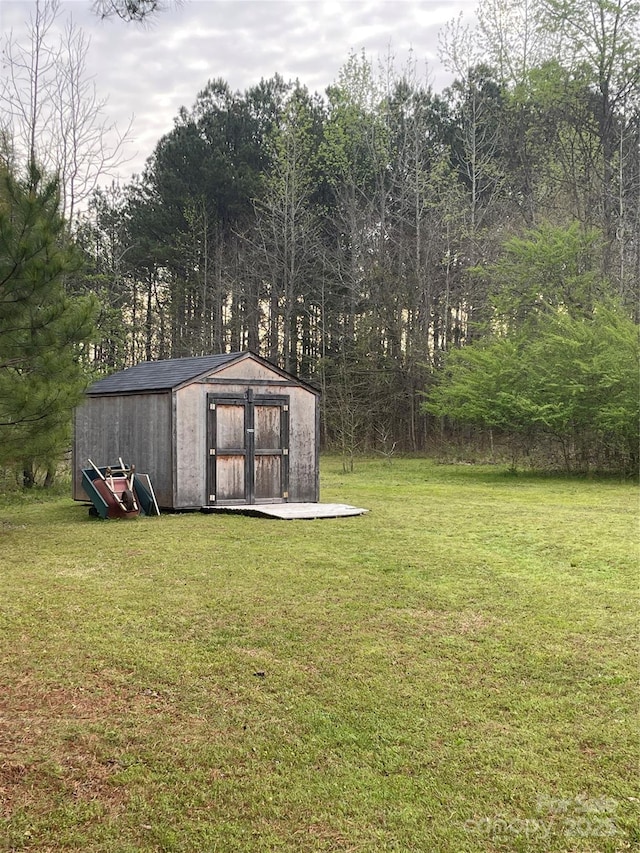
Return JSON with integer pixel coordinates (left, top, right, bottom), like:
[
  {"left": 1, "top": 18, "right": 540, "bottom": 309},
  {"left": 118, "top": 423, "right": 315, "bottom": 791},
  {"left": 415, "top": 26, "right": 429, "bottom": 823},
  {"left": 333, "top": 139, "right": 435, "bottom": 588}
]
[{"left": 0, "top": 457, "right": 638, "bottom": 852}]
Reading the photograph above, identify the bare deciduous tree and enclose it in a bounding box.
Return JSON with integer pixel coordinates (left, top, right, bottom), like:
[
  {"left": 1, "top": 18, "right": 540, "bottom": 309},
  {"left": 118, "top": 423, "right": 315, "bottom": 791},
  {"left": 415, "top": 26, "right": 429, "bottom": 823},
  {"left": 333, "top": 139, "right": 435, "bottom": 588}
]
[{"left": 0, "top": 0, "right": 133, "bottom": 223}]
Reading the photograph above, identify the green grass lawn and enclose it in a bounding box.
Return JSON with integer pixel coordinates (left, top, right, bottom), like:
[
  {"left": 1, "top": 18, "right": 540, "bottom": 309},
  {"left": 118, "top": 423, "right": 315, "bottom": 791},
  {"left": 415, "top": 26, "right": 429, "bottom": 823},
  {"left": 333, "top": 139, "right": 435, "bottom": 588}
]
[{"left": 0, "top": 458, "right": 638, "bottom": 852}]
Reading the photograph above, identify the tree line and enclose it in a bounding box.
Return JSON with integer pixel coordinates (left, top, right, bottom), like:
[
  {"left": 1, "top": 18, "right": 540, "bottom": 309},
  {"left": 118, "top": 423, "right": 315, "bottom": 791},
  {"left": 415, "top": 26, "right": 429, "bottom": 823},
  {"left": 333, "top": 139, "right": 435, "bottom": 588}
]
[{"left": 1, "top": 0, "right": 638, "bottom": 478}]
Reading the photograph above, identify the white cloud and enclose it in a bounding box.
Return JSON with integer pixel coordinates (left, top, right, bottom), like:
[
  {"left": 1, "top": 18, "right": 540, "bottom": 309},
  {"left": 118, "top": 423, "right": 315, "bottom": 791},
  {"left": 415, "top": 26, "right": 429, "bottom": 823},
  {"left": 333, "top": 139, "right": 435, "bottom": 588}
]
[{"left": 1, "top": 0, "right": 478, "bottom": 183}]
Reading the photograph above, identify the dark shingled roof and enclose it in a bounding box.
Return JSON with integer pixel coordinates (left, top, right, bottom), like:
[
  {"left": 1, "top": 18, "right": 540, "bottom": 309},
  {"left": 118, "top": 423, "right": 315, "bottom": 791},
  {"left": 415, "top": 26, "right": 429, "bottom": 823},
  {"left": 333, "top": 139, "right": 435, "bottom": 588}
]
[{"left": 87, "top": 353, "right": 244, "bottom": 394}]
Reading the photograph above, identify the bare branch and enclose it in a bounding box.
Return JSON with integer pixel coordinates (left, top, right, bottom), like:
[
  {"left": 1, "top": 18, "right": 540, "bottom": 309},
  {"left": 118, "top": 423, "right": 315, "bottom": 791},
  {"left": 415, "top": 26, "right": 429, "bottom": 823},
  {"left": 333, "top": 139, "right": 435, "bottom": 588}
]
[
  {"left": 1, "top": 1, "right": 135, "bottom": 222},
  {"left": 91, "top": 0, "right": 182, "bottom": 23}
]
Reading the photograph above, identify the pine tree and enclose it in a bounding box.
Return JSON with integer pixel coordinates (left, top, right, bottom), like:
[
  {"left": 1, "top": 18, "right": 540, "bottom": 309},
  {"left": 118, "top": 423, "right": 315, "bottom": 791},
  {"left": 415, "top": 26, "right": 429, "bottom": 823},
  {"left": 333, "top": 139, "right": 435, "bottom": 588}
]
[{"left": 0, "top": 166, "right": 98, "bottom": 473}]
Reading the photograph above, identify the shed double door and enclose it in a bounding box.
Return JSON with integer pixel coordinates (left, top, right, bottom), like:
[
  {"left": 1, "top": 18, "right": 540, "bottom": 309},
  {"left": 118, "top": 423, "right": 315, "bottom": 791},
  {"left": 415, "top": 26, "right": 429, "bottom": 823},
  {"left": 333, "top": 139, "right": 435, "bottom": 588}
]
[{"left": 207, "top": 392, "right": 290, "bottom": 505}]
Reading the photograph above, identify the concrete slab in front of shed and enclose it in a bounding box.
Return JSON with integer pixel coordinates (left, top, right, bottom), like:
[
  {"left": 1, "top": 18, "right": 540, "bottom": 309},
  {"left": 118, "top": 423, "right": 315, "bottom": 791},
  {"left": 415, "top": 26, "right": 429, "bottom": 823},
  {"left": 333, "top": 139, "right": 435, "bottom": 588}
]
[{"left": 202, "top": 502, "right": 368, "bottom": 519}]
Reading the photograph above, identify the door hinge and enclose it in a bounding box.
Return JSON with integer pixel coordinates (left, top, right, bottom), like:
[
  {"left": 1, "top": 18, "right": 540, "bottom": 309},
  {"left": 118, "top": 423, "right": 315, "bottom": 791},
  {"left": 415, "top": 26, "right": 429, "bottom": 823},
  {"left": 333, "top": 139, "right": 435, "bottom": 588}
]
[
  {"left": 209, "top": 402, "right": 216, "bottom": 410},
  {"left": 209, "top": 448, "right": 216, "bottom": 456},
  {"left": 209, "top": 494, "right": 215, "bottom": 502},
  {"left": 283, "top": 404, "right": 289, "bottom": 412},
  {"left": 283, "top": 448, "right": 289, "bottom": 456},
  {"left": 283, "top": 490, "right": 289, "bottom": 499}
]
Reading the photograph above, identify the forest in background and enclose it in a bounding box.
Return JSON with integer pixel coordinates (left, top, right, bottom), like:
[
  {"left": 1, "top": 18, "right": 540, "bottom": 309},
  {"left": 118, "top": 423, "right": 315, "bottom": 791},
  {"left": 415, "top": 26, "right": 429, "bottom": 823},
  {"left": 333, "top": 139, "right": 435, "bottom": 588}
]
[{"left": 1, "top": 0, "right": 639, "bottom": 478}]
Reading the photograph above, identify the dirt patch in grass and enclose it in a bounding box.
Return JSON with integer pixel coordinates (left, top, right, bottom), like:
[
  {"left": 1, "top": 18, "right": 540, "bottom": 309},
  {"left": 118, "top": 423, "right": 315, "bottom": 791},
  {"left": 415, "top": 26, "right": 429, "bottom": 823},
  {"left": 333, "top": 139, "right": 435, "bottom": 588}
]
[
  {"left": 0, "top": 677, "right": 131, "bottom": 819},
  {"left": 291, "top": 820, "right": 357, "bottom": 849},
  {"left": 1, "top": 751, "right": 127, "bottom": 823},
  {"left": 366, "top": 607, "right": 496, "bottom": 637}
]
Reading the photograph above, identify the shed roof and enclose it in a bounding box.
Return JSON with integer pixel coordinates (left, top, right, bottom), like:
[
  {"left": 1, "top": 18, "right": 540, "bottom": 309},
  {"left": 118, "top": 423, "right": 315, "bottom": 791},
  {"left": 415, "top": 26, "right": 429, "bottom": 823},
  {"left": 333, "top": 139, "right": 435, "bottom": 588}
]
[{"left": 86, "top": 352, "right": 318, "bottom": 395}]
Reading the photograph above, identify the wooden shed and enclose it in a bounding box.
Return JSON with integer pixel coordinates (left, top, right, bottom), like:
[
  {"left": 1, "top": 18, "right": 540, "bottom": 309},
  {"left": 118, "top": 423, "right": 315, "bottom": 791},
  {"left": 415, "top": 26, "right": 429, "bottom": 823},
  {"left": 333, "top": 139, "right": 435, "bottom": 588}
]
[{"left": 73, "top": 352, "right": 320, "bottom": 510}]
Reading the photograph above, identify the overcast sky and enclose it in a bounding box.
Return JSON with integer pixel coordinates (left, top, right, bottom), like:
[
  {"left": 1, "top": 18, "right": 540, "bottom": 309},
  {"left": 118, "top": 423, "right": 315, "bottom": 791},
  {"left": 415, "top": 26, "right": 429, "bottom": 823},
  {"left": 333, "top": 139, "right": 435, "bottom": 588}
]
[{"left": 1, "top": 0, "right": 479, "bottom": 183}]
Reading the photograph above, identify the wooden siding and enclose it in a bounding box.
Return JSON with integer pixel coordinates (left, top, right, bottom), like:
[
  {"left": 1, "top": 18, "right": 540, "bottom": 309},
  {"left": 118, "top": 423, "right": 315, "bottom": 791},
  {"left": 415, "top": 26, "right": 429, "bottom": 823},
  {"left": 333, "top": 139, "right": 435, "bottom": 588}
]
[
  {"left": 284, "top": 384, "right": 318, "bottom": 502},
  {"left": 213, "top": 357, "right": 284, "bottom": 383},
  {"left": 73, "top": 393, "right": 173, "bottom": 507},
  {"left": 173, "top": 383, "right": 205, "bottom": 507}
]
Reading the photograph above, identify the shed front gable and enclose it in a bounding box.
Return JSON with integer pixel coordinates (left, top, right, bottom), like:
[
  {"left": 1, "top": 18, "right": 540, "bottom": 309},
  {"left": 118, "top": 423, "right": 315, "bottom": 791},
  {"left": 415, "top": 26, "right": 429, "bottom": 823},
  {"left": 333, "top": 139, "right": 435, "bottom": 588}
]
[
  {"left": 173, "top": 352, "right": 319, "bottom": 395},
  {"left": 209, "top": 356, "right": 299, "bottom": 387}
]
